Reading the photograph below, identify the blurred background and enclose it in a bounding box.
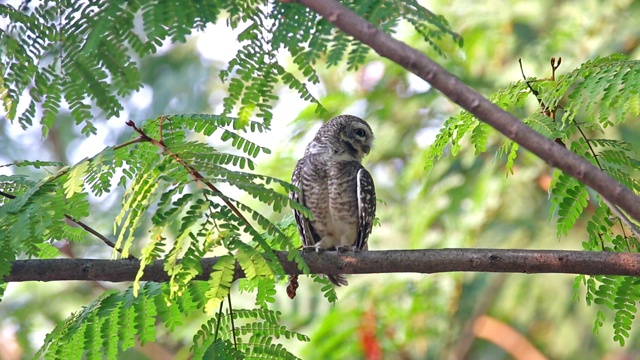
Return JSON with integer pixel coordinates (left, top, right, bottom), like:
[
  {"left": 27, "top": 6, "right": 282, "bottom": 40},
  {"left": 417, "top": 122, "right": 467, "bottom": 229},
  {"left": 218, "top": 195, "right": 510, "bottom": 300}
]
[{"left": 1, "top": 0, "right": 640, "bottom": 359}]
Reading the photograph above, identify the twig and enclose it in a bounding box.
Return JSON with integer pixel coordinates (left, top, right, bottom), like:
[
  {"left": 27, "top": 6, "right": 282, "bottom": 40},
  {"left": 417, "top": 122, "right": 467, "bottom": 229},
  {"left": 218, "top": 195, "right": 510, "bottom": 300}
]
[
  {"left": 64, "top": 214, "right": 124, "bottom": 253},
  {"left": 518, "top": 58, "right": 539, "bottom": 98},
  {"left": 228, "top": 293, "right": 238, "bottom": 351},
  {"left": 0, "top": 190, "right": 126, "bottom": 255},
  {"left": 518, "top": 58, "right": 554, "bottom": 117},
  {"left": 550, "top": 57, "right": 562, "bottom": 80},
  {"left": 213, "top": 300, "right": 224, "bottom": 344},
  {"left": 601, "top": 197, "right": 640, "bottom": 240},
  {"left": 0, "top": 190, "right": 16, "bottom": 199},
  {"left": 113, "top": 136, "right": 146, "bottom": 151}
]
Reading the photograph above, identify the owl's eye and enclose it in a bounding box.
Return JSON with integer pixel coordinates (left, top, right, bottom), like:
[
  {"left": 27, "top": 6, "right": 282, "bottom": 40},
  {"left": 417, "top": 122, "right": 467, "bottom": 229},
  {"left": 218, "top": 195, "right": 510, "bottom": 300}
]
[{"left": 354, "top": 128, "right": 366, "bottom": 137}]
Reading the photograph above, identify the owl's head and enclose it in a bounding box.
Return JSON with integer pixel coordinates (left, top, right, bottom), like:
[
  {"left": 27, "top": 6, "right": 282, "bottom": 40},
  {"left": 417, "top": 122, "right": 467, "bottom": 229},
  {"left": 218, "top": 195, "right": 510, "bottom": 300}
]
[{"left": 306, "top": 115, "right": 374, "bottom": 161}]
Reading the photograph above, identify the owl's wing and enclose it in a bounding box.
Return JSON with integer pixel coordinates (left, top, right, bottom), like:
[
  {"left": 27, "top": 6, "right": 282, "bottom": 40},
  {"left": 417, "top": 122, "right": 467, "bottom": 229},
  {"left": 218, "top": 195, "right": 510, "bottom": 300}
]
[
  {"left": 290, "top": 159, "right": 318, "bottom": 247},
  {"left": 355, "top": 167, "right": 376, "bottom": 250}
]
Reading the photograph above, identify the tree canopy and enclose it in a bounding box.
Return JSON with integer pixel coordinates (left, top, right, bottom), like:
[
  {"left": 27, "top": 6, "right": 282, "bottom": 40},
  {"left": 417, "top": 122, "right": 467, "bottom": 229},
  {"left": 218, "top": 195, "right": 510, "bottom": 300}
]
[{"left": 1, "top": 0, "right": 640, "bottom": 359}]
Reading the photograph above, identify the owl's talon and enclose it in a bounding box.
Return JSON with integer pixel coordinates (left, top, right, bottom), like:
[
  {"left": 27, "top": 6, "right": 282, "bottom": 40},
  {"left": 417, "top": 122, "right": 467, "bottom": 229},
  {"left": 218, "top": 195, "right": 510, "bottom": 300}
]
[
  {"left": 336, "top": 246, "right": 356, "bottom": 253},
  {"left": 302, "top": 246, "right": 316, "bottom": 253},
  {"left": 302, "top": 246, "right": 324, "bottom": 253}
]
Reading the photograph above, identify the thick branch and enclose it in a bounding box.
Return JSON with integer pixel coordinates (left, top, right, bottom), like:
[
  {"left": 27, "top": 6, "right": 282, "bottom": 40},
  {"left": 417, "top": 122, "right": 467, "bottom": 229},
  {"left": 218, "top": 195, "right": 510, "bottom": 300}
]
[
  {"left": 5, "top": 249, "right": 640, "bottom": 282},
  {"left": 292, "top": 0, "right": 640, "bottom": 222}
]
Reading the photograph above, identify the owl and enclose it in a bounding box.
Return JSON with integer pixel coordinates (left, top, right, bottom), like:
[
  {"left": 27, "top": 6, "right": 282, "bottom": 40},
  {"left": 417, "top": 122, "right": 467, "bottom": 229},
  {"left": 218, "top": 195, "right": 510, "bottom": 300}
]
[{"left": 290, "top": 115, "right": 376, "bottom": 286}]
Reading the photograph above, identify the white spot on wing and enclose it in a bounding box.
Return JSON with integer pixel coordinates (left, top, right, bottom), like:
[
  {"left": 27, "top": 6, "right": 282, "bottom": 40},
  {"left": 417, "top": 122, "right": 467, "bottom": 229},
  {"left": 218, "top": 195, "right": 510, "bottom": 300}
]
[{"left": 357, "top": 168, "right": 364, "bottom": 222}]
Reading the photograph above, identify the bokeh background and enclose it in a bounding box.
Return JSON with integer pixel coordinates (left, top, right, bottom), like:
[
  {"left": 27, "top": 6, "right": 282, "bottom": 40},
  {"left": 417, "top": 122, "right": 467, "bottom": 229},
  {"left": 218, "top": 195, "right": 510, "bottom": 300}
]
[{"left": 1, "top": 0, "right": 640, "bottom": 358}]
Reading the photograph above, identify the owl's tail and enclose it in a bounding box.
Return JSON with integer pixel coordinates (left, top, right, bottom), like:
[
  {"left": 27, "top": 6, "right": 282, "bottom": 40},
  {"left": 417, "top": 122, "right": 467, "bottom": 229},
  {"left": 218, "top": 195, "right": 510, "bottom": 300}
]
[{"left": 327, "top": 274, "right": 348, "bottom": 286}]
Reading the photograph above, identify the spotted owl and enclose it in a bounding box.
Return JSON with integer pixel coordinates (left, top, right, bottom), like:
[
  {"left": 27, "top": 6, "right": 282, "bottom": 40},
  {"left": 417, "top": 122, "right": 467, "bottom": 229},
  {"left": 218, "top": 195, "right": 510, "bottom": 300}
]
[{"left": 290, "top": 115, "right": 376, "bottom": 286}]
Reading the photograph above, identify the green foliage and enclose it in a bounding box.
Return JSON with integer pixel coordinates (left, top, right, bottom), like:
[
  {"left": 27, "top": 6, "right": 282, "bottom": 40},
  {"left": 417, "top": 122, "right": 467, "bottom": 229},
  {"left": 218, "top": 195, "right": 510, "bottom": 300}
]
[
  {"left": 577, "top": 274, "right": 640, "bottom": 346},
  {"left": 1, "top": 0, "right": 460, "bottom": 133},
  {"left": 35, "top": 282, "right": 308, "bottom": 360},
  {"left": 424, "top": 80, "right": 531, "bottom": 172},
  {"left": 0, "top": 114, "right": 313, "bottom": 357},
  {"left": 0, "top": 0, "right": 230, "bottom": 135},
  {"left": 549, "top": 169, "right": 588, "bottom": 237},
  {"left": 0, "top": 173, "right": 91, "bottom": 258},
  {"left": 220, "top": 0, "right": 461, "bottom": 127},
  {"left": 424, "top": 53, "right": 640, "bottom": 345},
  {"left": 313, "top": 274, "right": 339, "bottom": 304},
  {"left": 4, "top": 0, "right": 640, "bottom": 358},
  {"left": 192, "top": 307, "right": 309, "bottom": 360},
  {"left": 425, "top": 55, "right": 640, "bottom": 175}
]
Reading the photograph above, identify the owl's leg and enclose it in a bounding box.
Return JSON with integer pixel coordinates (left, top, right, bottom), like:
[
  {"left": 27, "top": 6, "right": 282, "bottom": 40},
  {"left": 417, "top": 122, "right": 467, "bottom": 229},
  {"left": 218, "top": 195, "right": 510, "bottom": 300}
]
[
  {"left": 315, "top": 236, "right": 340, "bottom": 251},
  {"left": 336, "top": 233, "right": 358, "bottom": 252}
]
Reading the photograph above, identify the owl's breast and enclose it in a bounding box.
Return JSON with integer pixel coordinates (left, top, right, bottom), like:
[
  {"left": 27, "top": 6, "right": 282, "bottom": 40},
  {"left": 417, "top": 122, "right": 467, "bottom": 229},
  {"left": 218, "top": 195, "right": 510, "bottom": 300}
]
[{"left": 328, "top": 161, "right": 360, "bottom": 243}]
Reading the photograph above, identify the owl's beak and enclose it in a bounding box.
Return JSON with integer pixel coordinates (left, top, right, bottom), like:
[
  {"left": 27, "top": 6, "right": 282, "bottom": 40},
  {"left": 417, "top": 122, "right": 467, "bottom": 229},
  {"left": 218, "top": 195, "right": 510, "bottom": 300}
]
[{"left": 361, "top": 145, "right": 371, "bottom": 154}]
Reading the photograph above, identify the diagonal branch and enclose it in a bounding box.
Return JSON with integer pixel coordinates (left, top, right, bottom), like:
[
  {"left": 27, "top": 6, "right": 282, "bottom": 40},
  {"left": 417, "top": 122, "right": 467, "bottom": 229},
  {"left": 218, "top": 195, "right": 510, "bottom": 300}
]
[
  {"left": 125, "top": 120, "right": 252, "bottom": 226},
  {"left": 290, "top": 0, "right": 640, "bottom": 223},
  {"left": 5, "top": 249, "right": 640, "bottom": 282}
]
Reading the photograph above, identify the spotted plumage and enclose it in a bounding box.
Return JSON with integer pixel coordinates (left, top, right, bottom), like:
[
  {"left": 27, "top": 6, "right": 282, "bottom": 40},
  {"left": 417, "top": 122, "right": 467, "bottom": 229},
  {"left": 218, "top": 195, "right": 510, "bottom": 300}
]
[{"left": 290, "top": 115, "right": 376, "bottom": 286}]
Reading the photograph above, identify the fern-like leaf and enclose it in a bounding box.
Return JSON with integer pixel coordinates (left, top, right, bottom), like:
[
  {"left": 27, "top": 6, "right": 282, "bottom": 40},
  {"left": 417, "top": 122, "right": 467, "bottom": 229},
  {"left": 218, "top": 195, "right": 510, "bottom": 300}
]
[
  {"left": 204, "top": 255, "right": 236, "bottom": 315},
  {"left": 549, "top": 170, "right": 589, "bottom": 237}
]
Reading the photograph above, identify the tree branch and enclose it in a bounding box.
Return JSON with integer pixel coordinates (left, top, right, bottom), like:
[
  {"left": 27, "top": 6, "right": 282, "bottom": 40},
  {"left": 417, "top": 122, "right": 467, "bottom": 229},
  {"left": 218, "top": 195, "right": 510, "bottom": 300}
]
[
  {"left": 291, "top": 0, "right": 640, "bottom": 222},
  {"left": 5, "top": 249, "right": 640, "bottom": 282},
  {"left": 125, "top": 120, "right": 253, "bottom": 227}
]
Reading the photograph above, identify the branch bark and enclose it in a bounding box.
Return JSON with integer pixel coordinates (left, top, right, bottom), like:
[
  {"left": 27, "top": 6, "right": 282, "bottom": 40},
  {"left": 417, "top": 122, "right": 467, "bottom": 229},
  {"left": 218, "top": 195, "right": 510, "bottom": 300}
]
[
  {"left": 5, "top": 249, "right": 640, "bottom": 282},
  {"left": 291, "top": 0, "right": 640, "bottom": 222}
]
